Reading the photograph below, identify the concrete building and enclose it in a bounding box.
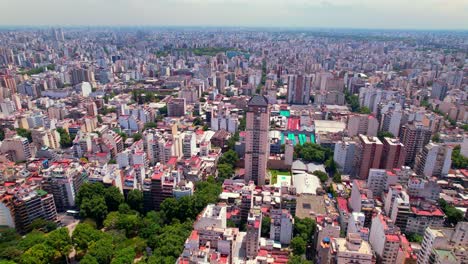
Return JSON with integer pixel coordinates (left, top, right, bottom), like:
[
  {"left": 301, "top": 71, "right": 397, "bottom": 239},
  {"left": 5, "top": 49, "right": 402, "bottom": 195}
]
[
  {"left": 246, "top": 207, "right": 262, "bottom": 259},
  {"left": 41, "top": 161, "right": 88, "bottom": 212},
  {"left": 331, "top": 233, "right": 374, "bottom": 264},
  {"left": 369, "top": 214, "right": 402, "bottom": 264},
  {"left": 182, "top": 131, "right": 197, "bottom": 158},
  {"left": 269, "top": 208, "right": 293, "bottom": 245},
  {"left": 167, "top": 98, "right": 186, "bottom": 117},
  {"left": 347, "top": 114, "right": 379, "bottom": 137},
  {"left": 0, "top": 186, "right": 58, "bottom": 234},
  {"left": 31, "top": 128, "right": 61, "bottom": 149},
  {"left": 355, "top": 135, "right": 383, "bottom": 180},
  {"left": 287, "top": 74, "right": 312, "bottom": 105},
  {"left": 418, "top": 222, "right": 468, "bottom": 264},
  {"left": 415, "top": 143, "right": 452, "bottom": 178},
  {"left": 399, "top": 123, "right": 432, "bottom": 166},
  {"left": 0, "top": 135, "right": 33, "bottom": 162},
  {"left": 244, "top": 95, "right": 270, "bottom": 186},
  {"left": 333, "top": 138, "right": 357, "bottom": 175},
  {"left": 380, "top": 137, "right": 406, "bottom": 170},
  {"left": 367, "top": 169, "right": 387, "bottom": 198},
  {"left": 194, "top": 204, "right": 227, "bottom": 230}
]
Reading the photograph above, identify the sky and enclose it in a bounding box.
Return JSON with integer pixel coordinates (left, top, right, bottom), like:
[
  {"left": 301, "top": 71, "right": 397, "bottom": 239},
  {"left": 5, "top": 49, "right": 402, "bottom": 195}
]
[{"left": 1, "top": 0, "right": 467, "bottom": 30}]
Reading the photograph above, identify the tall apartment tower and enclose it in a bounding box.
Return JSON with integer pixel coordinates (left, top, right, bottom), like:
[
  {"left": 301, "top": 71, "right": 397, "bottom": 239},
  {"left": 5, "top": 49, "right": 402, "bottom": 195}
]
[
  {"left": 415, "top": 143, "right": 452, "bottom": 178},
  {"left": 287, "top": 74, "right": 312, "bottom": 104},
  {"left": 399, "top": 123, "right": 432, "bottom": 166},
  {"left": 355, "top": 135, "right": 383, "bottom": 180},
  {"left": 246, "top": 207, "right": 262, "bottom": 259},
  {"left": 380, "top": 137, "right": 406, "bottom": 170},
  {"left": 245, "top": 95, "right": 270, "bottom": 186}
]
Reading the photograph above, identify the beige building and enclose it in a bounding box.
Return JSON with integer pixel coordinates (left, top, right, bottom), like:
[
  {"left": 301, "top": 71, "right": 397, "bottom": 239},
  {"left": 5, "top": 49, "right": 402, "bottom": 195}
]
[
  {"left": 0, "top": 135, "right": 33, "bottom": 162},
  {"left": 331, "top": 233, "right": 374, "bottom": 264},
  {"left": 31, "top": 128, "right": 61, "bottom": 149}
]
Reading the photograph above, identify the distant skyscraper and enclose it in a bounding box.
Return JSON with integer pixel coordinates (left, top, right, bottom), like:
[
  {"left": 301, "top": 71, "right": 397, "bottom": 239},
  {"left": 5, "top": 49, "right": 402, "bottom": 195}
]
[
  {"left": 287, "top": 74, "right": 312, "bottom": 104},
  {"left": 245, "top": 95, "right": 270, "bottom": 186}
]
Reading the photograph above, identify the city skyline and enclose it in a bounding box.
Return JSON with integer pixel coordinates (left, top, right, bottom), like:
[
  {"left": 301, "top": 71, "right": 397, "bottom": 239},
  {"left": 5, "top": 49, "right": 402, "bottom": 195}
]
[{"left": 0, "top": 0, "right": 467, "bottom": 30}]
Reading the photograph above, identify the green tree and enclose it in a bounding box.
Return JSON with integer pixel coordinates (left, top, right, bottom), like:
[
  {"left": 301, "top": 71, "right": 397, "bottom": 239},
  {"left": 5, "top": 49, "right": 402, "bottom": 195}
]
[
  {"left": 126, "top": 189, "right": 144, "bottom": 213},
  {"left": 290, "top": 236, "right": 307, "bottom": 256},
  {"left": 261, "top": 216, "right": 271, "bottom": 237},
  {"left": 451, "top": 145, "right": 468, "bottom": 169},
  {"left": 111, "top": 247, "right": 135, "bottom": 264},
  {"left": 16, "top": 128, "right": 32, "bottom": 142},
  {"left": 359, "top": 106, "right": 371, "bottom": 114},
  {"left": 312, "top": 170, "right": 328, "bottom": 183},
  {"left": 105, "top": 186, "right": 125, "bottom": 212},
  {"left": 377, "top": 131, "right": 394, "bottom": 141},
  {"left": 294, "top": 217, "right": 316, "bottom": 243},
  {"left": 239, "top": 117, "right": 246, "bottom": 131},
  {"left": 193, "top": 117, "right": 203, "bottom": 126},
  {"left": 88, "top": 238, "right": 114, "bottom": 264},
  {"left": 72, "top": 223, "right": 106, "bottom": 252},
  {"left": 287, "top": 255, "right": 314, "bottom": 264},
  {"left": 132, "top": 133, "right": 143, "bottom": 142},
  {"left": 56, "top": 127, "right": 73, "bottom": 148},
  {"left": 332, "top": 172, "right": 342, "bottom": 183},
  {"left": 406, "top": 233, "right": 423, "bottom": 243},
  {"left": 80, "top": 254, "right": 100, "bottom": 264},
  {"left": 217, "top": 163, "right": 234, "bottom": 182},
  {"left": 218, "top": 150, "right": 239, "bottom": 165},
  {"left": 30, "top": 218, "right": 57, "bottom": 232},
  {"left": 80, "top": 196, "right": 108, "bottom": 226},
  {"left": 18, "top": 230, "right": 46, "bottom": 251},
  {"left": 76, "top": 182, "right": 106, "bottom": 207},
  {"left": 45, "top": 228, "right": 72, "bottom": 261},
  {"left": 432, "top": 133, "right": 441, "bottom": 143},
  {"left": 20, "top": 243, "right": 57, "bottom": 264}
]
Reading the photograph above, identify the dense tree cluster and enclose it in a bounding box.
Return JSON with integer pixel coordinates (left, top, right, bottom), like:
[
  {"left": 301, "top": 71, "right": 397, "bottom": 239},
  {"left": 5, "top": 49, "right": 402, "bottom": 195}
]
[
  {"left": 377, "top": 131, "right": 394, "bottom": 141},
  {"left": 288, "top": 217, "right": 317, "bottom": 263},
  {"left": 0, "top": 178, "right": 221, "bottom": 264}
]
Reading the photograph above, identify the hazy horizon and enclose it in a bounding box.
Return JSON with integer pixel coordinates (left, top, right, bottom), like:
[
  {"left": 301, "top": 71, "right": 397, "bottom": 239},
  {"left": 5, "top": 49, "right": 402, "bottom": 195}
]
[{"left": 0, "top": 0, "right": 467, "bottom": 30}]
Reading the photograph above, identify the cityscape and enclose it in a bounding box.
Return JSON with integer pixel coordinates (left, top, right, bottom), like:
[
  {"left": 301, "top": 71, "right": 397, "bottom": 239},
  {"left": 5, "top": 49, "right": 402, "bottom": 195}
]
[{"left": 0, "top": 4, "right": 467, "bottom": 264}]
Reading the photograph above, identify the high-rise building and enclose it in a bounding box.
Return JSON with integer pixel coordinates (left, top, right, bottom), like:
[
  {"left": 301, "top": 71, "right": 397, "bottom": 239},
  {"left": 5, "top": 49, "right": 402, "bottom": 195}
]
[
  {"left": 347, "top": 114, "right": 379, "bottom": 137},
  {"left": 399, "top": 123, "right": 432, "bottom": 166},
  {"left": 418, "top": 222, "right": 468, "bottom": 264},
  {"left": 355, "top": 135, "right": 383, "bottom": 179},
  {"left": 334, "top": 138, "right": 357, "bottom": 175},
  {"left": 0, "top": 186, "right": 58, "bottom": 234},
  {"left": 31, "top": 128, "right": 61, "bottom": 149},
  {"left": 42, "top": 161, "right": 88, "bottom": 212},
  {"left": 381, "top": 137, "right": 406, "bottom": 170},
  {"left": 215, "top": 72, "right": 226, "bottom": 93},
  {"left": 430, "top": 81, "right": 448, "bottom": 101},
  {"left": 167, "top": 98, "right": 186, "bottom": 117},
  {"left": 415, "top": 143, "right": 452, "bottom": 178},
  {"left": 287, "top": 74, "right": 312, "bottom": 105},
  {"left": 244, "top": 95, "right": 270, "bottom": 186},
  {"left": 0, "top": 135, "right": 32, "bottom": 162},
  {"left": 269, "top": 208, "right": 293, "bottom": 245},
  {"left": 182, "top": 131, "right": 197, "bottom": 158},
  {"left": 245, "top": 207, "right": 262, "bottom": 259}
]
